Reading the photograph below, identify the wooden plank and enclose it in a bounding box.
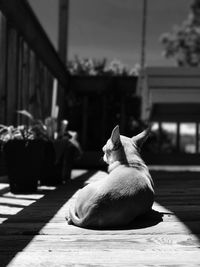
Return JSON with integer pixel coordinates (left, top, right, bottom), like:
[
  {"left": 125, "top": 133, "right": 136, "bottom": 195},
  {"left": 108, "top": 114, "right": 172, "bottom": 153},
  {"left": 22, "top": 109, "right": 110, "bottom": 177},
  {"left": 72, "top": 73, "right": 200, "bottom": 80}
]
[
  {"left": 37, "top": 62, "right": 45, "bottom": 119},
  {"left": 28, "top": 51, "right": 37, "bottom": 117},
  {"left": 0, "top": 234, "right": 199, "bottom": 252},
  {"left": 150, "top": 89, "right": 200, "bottom": 104},
  {"left": 120, "top": 95, "right": 126, "bottom": 133},
  {"left": 101, "top": 95, "right": 107, "bottom": 145},
  {"left": 43, "top": 68, "right": 51, "bottom": 118},
  {"left": 146, "top": 66, "right": 200, "bottom": 76},
  {"left": 46, "top": 71, "right": 53, "bottom": 117},
  {"left": 0, "top": 220, "right": 199, "bottom": 235},
  {"left": 21, "top": 42, "right": 30, "bottom": 123},
  {"left": 16, "top": 37, "right": 23, "bottom": 115},
  {"left": 0, "top": 12, "right": 7, "bottom": 124},
  {"left": 176, "top": 122, "right": 180, "bottom": 151},
  {"left": 0, "top": 251, "right": 200, "bottom": 266},
  {"left": 34, "top": 58, "right": 42, "bottom": 119},
  {"left": 82, "top": 96, "right": 88, "bottom": 148},
  {"left": 195, "top": 123, "right": 199, "bottom": 153},
  {"left": 6, "top": 26, "right": 19, "bottom": 125},
  {"left": 148, "top": 77, "right": 200, "bottom": 89},
  {"left": 57, "top": 83, "right": 66, "bottom": 120}
]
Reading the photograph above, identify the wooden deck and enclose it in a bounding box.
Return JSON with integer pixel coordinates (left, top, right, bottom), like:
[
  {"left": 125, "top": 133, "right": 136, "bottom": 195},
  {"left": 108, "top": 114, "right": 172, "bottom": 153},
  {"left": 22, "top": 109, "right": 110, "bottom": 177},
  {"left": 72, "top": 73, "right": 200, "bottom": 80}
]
[{"left": 0, "top": 169, "right": 200, "bottom": 266}]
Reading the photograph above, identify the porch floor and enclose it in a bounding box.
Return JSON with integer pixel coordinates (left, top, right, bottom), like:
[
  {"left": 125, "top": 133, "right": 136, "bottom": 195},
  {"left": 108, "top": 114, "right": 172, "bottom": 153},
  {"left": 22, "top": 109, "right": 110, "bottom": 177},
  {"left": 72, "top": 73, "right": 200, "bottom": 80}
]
[{"left": 0, "top": 169, "right": 200, "bottom": 266}]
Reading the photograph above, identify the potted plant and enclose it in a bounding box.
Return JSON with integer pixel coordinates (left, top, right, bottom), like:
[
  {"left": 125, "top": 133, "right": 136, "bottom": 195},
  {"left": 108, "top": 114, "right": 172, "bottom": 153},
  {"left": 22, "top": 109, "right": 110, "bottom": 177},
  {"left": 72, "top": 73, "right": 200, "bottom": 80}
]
[
  {"left": 0, "top": 123, "right": 46, "bottom": 193},
  {"left": 0, "top": 110, "right": 82, "bottom": 191}
]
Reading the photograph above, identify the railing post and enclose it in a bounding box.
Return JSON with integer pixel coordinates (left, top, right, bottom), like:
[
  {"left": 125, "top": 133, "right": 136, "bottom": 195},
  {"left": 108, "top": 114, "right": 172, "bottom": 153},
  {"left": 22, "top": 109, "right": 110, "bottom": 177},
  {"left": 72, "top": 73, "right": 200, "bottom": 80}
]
[
  {"left": 82, "top": 96, "right": 88, "bottom": 149},
  {"left": 21, "top": 42, "right": 30, "bottom": 124},
  {"left": 120, "top": 94, "right": 126, "bottom": 133},
  {"left": 195, "top": 123, "right": 199, "bottom": 153},
  {"left": 58, "top": 0, "right": 69, "bottom": 64},
  {"left": 0, "top": 12, "right": 7, "bottom": 124},
  {"left": 29, "top": 51, "right": 36, "bottom": 117},
  {"left": 101, "top": 94, "right": 107, "bottom": 145},
  {"left": 17, "top": 37, "right": 23, "bottom": 125},
  {"left": 57, "top": 0, "right": 70, "bottom": 121},
  {"left": 176, "top": 122, "right": 180, "bottom": 152},
  {"left": 6, "top": 26, "right": 19, "bottom": 125}
]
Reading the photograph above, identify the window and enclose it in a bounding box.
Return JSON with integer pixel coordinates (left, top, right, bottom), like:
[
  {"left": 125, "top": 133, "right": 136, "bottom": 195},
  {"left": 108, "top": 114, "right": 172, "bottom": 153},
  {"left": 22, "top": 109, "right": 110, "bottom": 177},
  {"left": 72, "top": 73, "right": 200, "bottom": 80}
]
[
  {"left": 147, "top": 122, "right": 177, "bottom": 153},
  {"left": 160, "top": 123, "right": 177, "bottom": 153},
  {"left": 180, "top": 123, "right": 196, "bottom": 153},
  {"left": 198, "top": 124, "right": 200, "bottom": 153},
  {"left": 149, "top": 122, "right": 200, "bottom": 154}
]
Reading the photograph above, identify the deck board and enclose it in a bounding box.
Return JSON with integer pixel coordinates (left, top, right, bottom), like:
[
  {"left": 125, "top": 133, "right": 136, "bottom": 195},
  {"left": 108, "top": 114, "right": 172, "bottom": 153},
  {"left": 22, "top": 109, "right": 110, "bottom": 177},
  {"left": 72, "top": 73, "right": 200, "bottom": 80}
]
[{"left": 0, "top": 169, "right": 200, "bottom": 266}]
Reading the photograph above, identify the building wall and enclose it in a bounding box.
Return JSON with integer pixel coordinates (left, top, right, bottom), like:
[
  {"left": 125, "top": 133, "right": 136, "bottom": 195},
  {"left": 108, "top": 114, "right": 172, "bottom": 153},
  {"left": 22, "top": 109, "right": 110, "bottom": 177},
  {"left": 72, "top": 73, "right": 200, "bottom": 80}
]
[{"left": 143, "top": 67, "right": 200, "bottom": 121}]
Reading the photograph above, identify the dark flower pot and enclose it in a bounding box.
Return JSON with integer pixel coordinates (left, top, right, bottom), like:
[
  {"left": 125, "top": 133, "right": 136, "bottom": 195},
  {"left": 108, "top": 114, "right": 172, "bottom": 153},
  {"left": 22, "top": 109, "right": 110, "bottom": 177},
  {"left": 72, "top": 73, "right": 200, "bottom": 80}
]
[
  {"left": 39, "top": 140, "right": 60, "bottom": 186},
  {"left": 40, "top": 139, "right": 76, "bottom": 186},
  {"left": 4, "top": 139, "right": 45, "bottom": 194},
  {"left": 0, "top": 140, "right": 7, "bottom": 176},
  {"left": 53, "top": 138, "right": 75, "bottom": 183}
]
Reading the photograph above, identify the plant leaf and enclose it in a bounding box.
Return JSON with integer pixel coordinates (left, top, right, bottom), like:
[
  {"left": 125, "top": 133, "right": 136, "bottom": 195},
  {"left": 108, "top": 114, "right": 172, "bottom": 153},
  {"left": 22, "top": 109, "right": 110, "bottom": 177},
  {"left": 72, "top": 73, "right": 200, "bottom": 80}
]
[
  {"left": 0, "top": 124, "right": 7, "bottom": 129},
  {"left": 17, "top": 110, "right": 34, "bottom": 121}
]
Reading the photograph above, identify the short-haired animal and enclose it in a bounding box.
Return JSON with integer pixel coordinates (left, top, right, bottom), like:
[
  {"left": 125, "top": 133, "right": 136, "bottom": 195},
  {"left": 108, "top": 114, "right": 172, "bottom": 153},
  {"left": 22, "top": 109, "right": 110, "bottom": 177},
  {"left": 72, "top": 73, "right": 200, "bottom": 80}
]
[{"left": 67, "top": 125, "right": 154, "bottom": 229}]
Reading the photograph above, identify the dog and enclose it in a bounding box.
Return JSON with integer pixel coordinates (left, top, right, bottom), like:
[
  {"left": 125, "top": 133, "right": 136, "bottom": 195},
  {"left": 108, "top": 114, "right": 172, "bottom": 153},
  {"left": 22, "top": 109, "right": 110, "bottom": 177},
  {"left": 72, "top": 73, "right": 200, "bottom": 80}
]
[{"left": 67, "top": 125, "right": 154, "bottom": 229}]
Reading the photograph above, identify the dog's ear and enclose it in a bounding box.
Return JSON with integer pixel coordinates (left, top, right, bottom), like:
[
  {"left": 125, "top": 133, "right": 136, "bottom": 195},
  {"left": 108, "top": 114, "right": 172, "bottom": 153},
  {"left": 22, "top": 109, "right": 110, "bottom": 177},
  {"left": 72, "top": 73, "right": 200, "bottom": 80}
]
[
  {"left": 111, "top": 125, "right": 120, "bottom": 145},
  {"left": 132, "top": 128, "right": 150, "bottom": 148}
]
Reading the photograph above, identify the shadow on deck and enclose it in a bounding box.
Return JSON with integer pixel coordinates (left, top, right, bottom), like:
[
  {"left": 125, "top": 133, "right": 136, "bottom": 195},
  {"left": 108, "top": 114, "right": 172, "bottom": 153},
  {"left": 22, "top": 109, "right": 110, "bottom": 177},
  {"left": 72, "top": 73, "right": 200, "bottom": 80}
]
[
  {"left": 0, "top": 171, "right": 94, "bottom": 267},
  {"left": 152, "top": 170, "right": 200, "bottom": 235}
]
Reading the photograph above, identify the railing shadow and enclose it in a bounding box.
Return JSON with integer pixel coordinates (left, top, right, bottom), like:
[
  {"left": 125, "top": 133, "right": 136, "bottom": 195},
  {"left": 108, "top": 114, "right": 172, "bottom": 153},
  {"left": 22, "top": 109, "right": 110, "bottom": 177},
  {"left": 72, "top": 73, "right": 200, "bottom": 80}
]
[
  {"left": 151, "top": 170, "right": 200, "bottom": 242},
  {"left": 0, "top": 186, "right": 10, "bottom": 195},
  {"left": 0, "top": 170, "right": 95, "bottom": 267}
]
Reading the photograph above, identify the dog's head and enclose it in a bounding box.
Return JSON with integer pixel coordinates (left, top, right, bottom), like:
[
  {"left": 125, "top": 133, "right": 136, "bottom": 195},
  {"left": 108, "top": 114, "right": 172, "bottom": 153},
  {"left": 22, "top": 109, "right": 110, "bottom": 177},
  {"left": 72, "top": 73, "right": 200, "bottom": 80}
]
[{"left": 102, "top": 125, "right": 150, "bottom": 165}]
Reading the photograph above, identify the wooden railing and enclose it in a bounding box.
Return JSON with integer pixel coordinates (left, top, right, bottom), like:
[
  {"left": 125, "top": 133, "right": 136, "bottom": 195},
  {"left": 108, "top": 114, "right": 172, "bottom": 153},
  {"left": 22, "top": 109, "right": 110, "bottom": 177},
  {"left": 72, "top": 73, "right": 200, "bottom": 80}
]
[{"left": 0, "top": 0, "right": 69, "bottom": 125}]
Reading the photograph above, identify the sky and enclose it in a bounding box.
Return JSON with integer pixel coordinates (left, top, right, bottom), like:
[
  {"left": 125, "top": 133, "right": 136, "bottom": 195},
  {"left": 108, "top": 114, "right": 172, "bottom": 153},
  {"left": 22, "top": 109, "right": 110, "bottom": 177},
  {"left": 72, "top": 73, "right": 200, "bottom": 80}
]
[{"left": 28, "top": 0, "right": 193, "bottom": 68}]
